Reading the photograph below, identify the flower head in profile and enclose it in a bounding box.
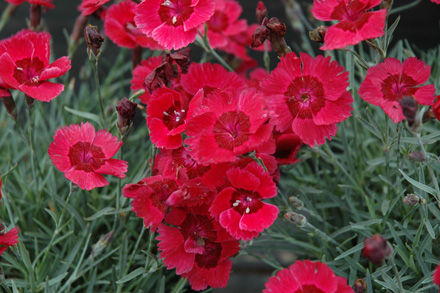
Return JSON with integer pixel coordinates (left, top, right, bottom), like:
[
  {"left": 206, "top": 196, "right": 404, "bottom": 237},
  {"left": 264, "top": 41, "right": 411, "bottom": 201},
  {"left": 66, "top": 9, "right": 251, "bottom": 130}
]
[
  {"left": 311, "top": 0, "right": 386, "bottom": 50},
  {"left": 80, "top": 0, "right": 111, "bottom": 16},
  {"left": 263, "top": 260, "right": 354, "bottom": 293},
  {"left": 105, "top": 0, "right": 163, "bottom": 50},
  {"left": 0, "top": 30, "right": 71, "bottom": 102},
  {"left": 134, "top": 0, "right": 216, "bottom": 50},
  {"left": 209, "top": 161, "right": 278, "bottom": 241},
  {"left": 359, "top": 57, "right": 436, "bottom": 123},
  {"left": 260, "top": 52, "right": 353, "bottom": 147},
  {"left": 48, "top": 122, "right": 128, "bottom": 190}
]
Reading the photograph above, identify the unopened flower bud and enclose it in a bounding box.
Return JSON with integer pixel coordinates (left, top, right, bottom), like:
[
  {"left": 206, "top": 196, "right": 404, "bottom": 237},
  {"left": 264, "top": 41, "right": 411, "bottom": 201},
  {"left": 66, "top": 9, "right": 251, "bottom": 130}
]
[
  {"left": 408, "top": 151, "right": 424, "bottom": 162},
  {"left": 84, "top": 24, "right": 104, "bottom": 58},
  {"left": 116, "top": 98, "right": 137, "bottom": 135},
  {"left": 30, "top": 4, "right": 41, "bottom": 31},
  {"left": 309, "top": 25, "right": 327, "bottom": 43},
  {"left": 353, "top": 278, "right": 367, "bottom": 293},
  {"left": 288, "top": 196, "right": 303, "bottom": 210},
  {"left": 399, "top": 96, "right": 420, "bottom": 131},
  {"left": 256, "top": 1, "right": 267, "bottom": 25},
  {"left": 380, "top": 0, "right": 392, "bottom": 9},
  {"left": 362, "top": 234, "right": 392, "bottom": 265},
  {"left": 1, "top": 89, "right": 17, "bottom": 121},
  {"left": 91, "top": 230, "right": 114, "bottom": 257},
  {"left": 284, "top": 212, "right": 307, "bottom": 227},
  {"left": 0, "top": 221, "right": 6, "bottom": 236},
  {"left": 403, "top": 194, "right": 421, "bottom": 206}
]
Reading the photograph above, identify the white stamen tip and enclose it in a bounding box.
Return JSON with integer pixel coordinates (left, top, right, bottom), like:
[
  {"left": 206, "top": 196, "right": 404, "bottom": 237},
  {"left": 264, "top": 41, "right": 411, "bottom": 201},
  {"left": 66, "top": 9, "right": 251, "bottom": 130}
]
[
  {"left": 162, "top": 0, "right": 172, "bottom": 6},
  {"left": 163, "top": 111, "right": 169, "bottom": 116},
  {"left": 172, "top": 16, "right": 177, "bottom": 24},
  {"left": 246, "top": 196, "right": 252, "bottom": 202},
  {"left": 246, "top": 207, "right": 250, "bottom": 214},
  {"left": 16, "top": 67, "right": 23, "bottom": 71}
]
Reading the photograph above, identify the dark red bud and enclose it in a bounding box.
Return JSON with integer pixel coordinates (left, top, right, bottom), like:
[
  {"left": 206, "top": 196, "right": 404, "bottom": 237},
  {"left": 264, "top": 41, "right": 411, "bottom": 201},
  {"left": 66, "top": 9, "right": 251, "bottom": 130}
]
[
  {"left": 309, "top": 25, "right": 328, "bottom": 43},
  {"left": 1, "top": 89, "right": 17, "bottom": 120},
  {"left": 116, "top": 98, "right": 137, "bottom": 135},
  {"left": 84, "top": 24, "right": 104, "bottom": 57},
  {"left": 399, "top": 96, "right": 418, "bottom": 127},
  {"left": 256, "top": 1, "right": 267, "bottom": 24},
  {"left": 353, "top": 279, "right": 367, "bottom": 293},
  {"left": 362, "top": 234, "right": 392, "bottom": 265},
  {"left": 408, "top": 151, "right": 425, "bottom": 162}
]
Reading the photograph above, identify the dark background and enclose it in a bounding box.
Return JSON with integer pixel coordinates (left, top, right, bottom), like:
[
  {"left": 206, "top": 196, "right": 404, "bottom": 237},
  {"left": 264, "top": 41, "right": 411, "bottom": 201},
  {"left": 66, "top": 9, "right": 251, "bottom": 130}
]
[{"left": 0, "top": 1, "right": 439, "bottom": 292}]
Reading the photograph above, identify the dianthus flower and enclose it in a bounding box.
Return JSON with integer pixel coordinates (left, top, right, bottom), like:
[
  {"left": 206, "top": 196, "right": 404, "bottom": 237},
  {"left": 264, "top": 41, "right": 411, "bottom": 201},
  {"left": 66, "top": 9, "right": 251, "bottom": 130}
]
[
  {"left": 260, "top": 52, "right": 353, "bottom": 147},
  {"left": 263, "top": 260, "right": 354, "bottom": 293},
  {"left": 311, "top": 0, "right": 386, "bottom": 50},
  {"left": 0, "top": 30, "right": 71, "bottom": 102},
  {"left": 209, "top": 161, "right": 278, "bottom": 240},
  {"left": 431, "top": 0, "right": 440, "bottom": 4},
  {"left": 146, "top": 87, "right": 191, "bottom": 149},
  {"left": 104, "top": 0, "right": 163, "bottom": 50},
  {"left": 80, "top": 0, "right": 111, "bottom": 16},
  {"left": 359, "top": 57, "right": 436, "bottom": 123},
  {"left": 434, "top": 263, "right": 440, "bottom": 288},
  {"left": 134, "top": 0, "right": 216, "bottom": 50},
  {"left": 0, "top": 226, "right": 19, "bottom": 257},
  {"left": 48, "top": 122, "right": 128, "bottom": 190},
  {"left": 185, "top": 89, "right": 273, "bottom": 164},
  {"left": 157, "top": 207, "right": 240, "bottom": 291},
  {"left": 4, "top": 0, "right": 54, "bottom": 8}
]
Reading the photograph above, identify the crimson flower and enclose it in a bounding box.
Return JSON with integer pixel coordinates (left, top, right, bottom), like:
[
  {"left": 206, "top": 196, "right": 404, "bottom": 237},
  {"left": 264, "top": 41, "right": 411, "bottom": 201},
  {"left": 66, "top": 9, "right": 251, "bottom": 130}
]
[
  {"left": 185, "top": 89, "right": 273, "bottom": 164},
  {"left": 131, "top": 56, "right": 164, "bottom": 104},
  {"left": 4, "top": 0, "right": 54, "bottom": 8},
  {"left": 209, "top": 161, "right": 278, "bottom": 240},
  {"left": 0, "top": 226, "right": 19, "bottom": 257},
  {"left": 263, "top": 260, "right": 354, "bottom": 293},
  {"left": 122, "top": 175, "right": 179, "bottom": 231},
  {"left": 80, "top": 0, "right": 111, "bottom": 16},
  {"left": 0, "top": 30, "right": 71, "bottom": 102},
  {"left": 431, "top": 0, "right": 440, "bottom": 3},
  {"left": 134, "top": 0, "right": 216, "bottom": 50},
  {"left": 157, "top": 207, "right": 240, "bottom": 291},
  {"left": 311, "top": 0, "right": 386, "bottom": 50},
  {"left": 359, "top": 57, "right": 436, "bottom": 123},
  {"left": 434, "top": 263, "right": 440, "bottom": 288},
  {"left": 362, "top": 234, "right": 392, "bottom": 265},
  {"left": 48, "top": 122, "right": 128, "bottom": 190},
  {"left": 260, "top": 52, "right": 353, "bottom": 147},
  {"left": 104, "top": 0, "right": 163, "bottom": 50}
]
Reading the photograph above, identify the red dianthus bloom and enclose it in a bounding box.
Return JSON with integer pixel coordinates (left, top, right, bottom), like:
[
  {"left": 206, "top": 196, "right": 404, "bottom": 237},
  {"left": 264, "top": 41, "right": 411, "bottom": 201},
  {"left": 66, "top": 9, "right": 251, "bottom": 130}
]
[
  {"left": 185, "top": 89, "right": 273, "bottom": 164},
  {"left": 260, "top": 52, "right": 353, "bottom": 147},
  {"left": 80, "top": 0, "right": 111, "bottom": 16},
  {"left": 4, "top": 0, "right": 54, "bottom": 8},
  {"left": 157, "top": 207, "right": 240, "bottom": 291},
  {"left": 48, "top": 122, "right": 128, "bottom": 190},
  {"left": 431, "top": 0, "right": 440, "bottom": 4},
  {"left": 358, "top": 57, "right": 436, "bottom": 123},
  {"left": 131, "top": 56, "right": 164, "bottom": 104},
  {"left": 105, "top": 0, "right": 163, "bottom": 50},
  {"left": 134, "top": 0, "right": 215, "bottom": 50},
  {"left": 0, "top": 30, "right": 71, "bottom": 102},
  {"left": 209, "top": 161, "right": 278, "bottom": 240},
  {"left": 0, "top": 227, "right": 19, "bottom": 257},
  {"left": 311, "top": 0, "right": 386, "bottom": 50},
  {"left": 263, "top": 260, "right": 354, "bottom": 293},
  {"left": 434, "top": 263, "right": 440, "bottom": 288}
]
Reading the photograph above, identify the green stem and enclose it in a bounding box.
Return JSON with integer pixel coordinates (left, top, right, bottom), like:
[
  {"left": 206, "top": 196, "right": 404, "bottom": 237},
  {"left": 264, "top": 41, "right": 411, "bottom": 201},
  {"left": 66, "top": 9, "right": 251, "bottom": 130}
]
[
  {"left": 389, "top": 256, "right": 404, "bottom": 293},
  {"left": 91, "top": 58, "right": 106, "bottom": 128},
  {"left": 340, "top": 48, "right": 370, "bottom": 70},
  {"left": 196, "top": 30, "right": 234, "bottom": 72},
  {"left": 171, "top": 277, "right": 187, "bottom": 293},
  {"left": 0, "top": 4, "right": 17, "bottom": 33},
  {"left": 389, "top": 0, "right": 422, "bottom": 15},
  {"left": 26, "top": 101, "right": 41, "bottom": 192}
]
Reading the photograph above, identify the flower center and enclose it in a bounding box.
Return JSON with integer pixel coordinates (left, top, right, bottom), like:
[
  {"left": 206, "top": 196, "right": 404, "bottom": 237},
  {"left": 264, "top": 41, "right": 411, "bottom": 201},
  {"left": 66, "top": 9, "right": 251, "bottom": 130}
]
[
  {"left": 68, "top": 142, "right": 105, "bottom": 172},
  {"left": 162, "top": 101, "right": 186, "bottom": 130},
  {"left": 213, "top": 111, "right": 250, "bottom": 150},
  {"left": 381, "top": 74, "right": 418, "bottom": 101},
  {"left": 294, "top": 284, "right": 324, "bottom": 293},
  {"left": 158, "top": 0, "right": 194, "bottom": 27},
  {"left": 208, "top": 11, "right": 229, "bottom": 32},
  {"left": 230, "top": 189, "right": 263, "bottom": 215},
  {"left": 13, "top": 58, "right": 45, "bottom": 85},
  {"left": 285, "top": 76, "right": 324, "bottom": 119}
]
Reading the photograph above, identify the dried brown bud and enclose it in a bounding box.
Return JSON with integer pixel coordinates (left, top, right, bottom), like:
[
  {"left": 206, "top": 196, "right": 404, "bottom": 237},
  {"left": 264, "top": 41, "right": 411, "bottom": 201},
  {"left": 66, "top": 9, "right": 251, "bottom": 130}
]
[
  {"left": 309, "top": 25, "right": 327, "bottom": 43},
  {"left": 284, "top": 212, "right": 307, "bottom": 227},
  {"left": 399, "top": 96, "right": 419, "bottom": 129},
  {"left": 251, "top": 19, "right": 270, "bottom": 48},
  {"left": 353, "top": 278, "right": 367, "bottom": 293},
  {"left": 288, "top": 196, "right": 304, "bottom": 210},
  {"left": 0, "top": 221, "right": 6, "bottom": 236},
  {"left": 380, "top": 0, "right": 392, "bottom": 10},
  {"left": 408, "top": 151, "right": 424, "bottom": 162},
  {"left": 84, "top": 24, "right": 104, "bottom": 58},
  {"left": 256, "top": 1, "right": 267, "bottom": 25},
  {"left": 168, "top": 47, "right": 191, "bottom": 74},
  {"left": 116, "top": 98, "right": 137, "bottom": 135},
  {"left": 403, "top": 194, "right": 422, "bottom": 206},
  {"left": 362, "top": 234, "right": 392, "bottom": 265},
  {"left": 252, "top": 17, "right": 291, "bottom": 57},
  {"left": 1, "top": 89, "right": 17, "bottom": 120}
]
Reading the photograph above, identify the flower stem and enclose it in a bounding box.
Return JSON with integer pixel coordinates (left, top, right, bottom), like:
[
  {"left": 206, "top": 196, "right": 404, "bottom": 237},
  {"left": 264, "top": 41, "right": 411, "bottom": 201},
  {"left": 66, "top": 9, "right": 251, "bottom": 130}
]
[
  {"left": 389, "top": 255, "right": 404, "bottom": 293},
  {"left": 90, "top": 57, "right": 107, "bottom": 128},
  {"left": 0, "top": 4, "right": 17, "bottom": 33},
  {"left": 25, "top": 99, "right": 41, "bottom": 192},
  {"left": 196, "top": 28, "right": 234, "bottom": 72}
]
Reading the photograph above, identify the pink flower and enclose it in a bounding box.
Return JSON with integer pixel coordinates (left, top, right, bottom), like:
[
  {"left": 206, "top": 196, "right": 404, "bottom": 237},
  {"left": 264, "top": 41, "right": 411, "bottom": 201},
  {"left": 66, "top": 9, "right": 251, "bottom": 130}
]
[
  {"left": 263, "top": 260, "right": 354, "bottom": 293},
  {"left": 4, "top": 0, "right": 54, "bottom": 8},
  {"left": 434, "top": 263, "right": 440, "bottom": 288},
  {"left": 131, "top": 56, "right": 164, "bottom": 104},
  {"left": 48, "top": 122, "right": 128, "bottom": 190},
  {"left": 0, "top": 30, "right": 71, "bottom": 102},
  {"left": 80, "top": 0, "right": 111, "bottom": 16},
  {"left": 134, "top": 0, "right": 216, "bottom": 50},
  {"left": 185, "top": 89, "right": 273, "bottom": 164},
  {"left": 431, "top": 0, "right": 440, "bottom": 4},
  {"left": 209, "top": 161, "right": 278, "bottom": 240},
  {"left": 311, "top": 0, "right": 386, "bottom": 50},
  {"left": 157, "top": 207, "right": 240, "bottom": 291},
  {"left": 260, "top": 52, "right": 353, "bottom": 147},
  {"left": 358, "top": 57, "right": 436, "bottom": 123},
  {"left": 146, "top": 87, "right": 191, "bottom": 149},
  {"left": 0, "top": 227, "right": 19, "bottom": 257},
  {"left": 104, "top": 0, "right": 163, "bottom": 50}
]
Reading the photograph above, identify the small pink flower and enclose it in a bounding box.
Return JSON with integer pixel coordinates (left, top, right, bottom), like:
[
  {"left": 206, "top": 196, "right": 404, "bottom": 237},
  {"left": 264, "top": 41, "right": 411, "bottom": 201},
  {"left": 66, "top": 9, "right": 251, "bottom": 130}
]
[
  {"left": 48, "top": 122, "right": 128, "bottom": 190},
  {"left": 358, "top": 57, "right": 436, "bottom": 123},
  {"left": 104, "top": 0, "right": 163, "bottom": 50},
  {"left": 209, "top": 161, "right": 278, "bottom": 241},
  {"left": 0, "top": 227, "right": 19, "bottom": 257},
  {"left": 0, "top": 30, "right": 71, "bottom": 102},
  {"left": 311, "top": 0, "right": 386, "bottom": 50},
  {"left": 431, "top": 0, "right": 440, "bottom": 4},
  {"left": 134, "top": 0, "right": 216, "bottom": 50},
  {"left": 80, "top": 0, "right": 111, "bottom": 16},
  {"left": 263, "top": 260, "right": 354, "bottom": 293}
]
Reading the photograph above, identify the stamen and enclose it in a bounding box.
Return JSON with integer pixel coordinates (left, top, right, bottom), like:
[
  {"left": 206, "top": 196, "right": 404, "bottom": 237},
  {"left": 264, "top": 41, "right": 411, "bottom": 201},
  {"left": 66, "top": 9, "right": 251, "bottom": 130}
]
[
  {"left": 162, "top": 0, "right": 172, "bottom": 6},
  {"left": 172, "top": 16, "right": 177, "bottom": 24},
  {"left": 246, "top": 196, "right": 252, "bottom": 202},
  {"left": 246, "top": 207, "right": 250, "bottom": 213},
  {"left": 232, "top": 200, "right": 241, "bottom": 207}
]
